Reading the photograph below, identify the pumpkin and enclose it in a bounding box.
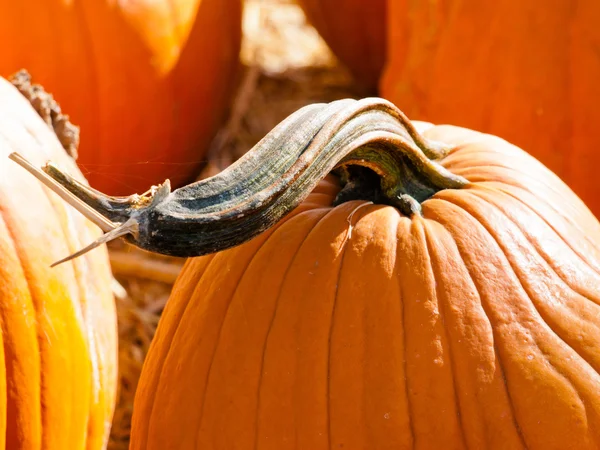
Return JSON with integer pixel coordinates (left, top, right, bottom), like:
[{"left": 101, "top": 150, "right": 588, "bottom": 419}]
[
  {"left": 297, "top": 0, "right": 386, "bottom": 91},
  {"left": 0, "top": 73, "right": 117, "bottom": 449},
  {"left": 126, "top": 100, "right": 600, "bottom": 449},
  {"left": 380, "top": 0, "right": 600, "bottom": 217},
  {"left": 0, "top": 0, "right": 242, "bottom": 195}
]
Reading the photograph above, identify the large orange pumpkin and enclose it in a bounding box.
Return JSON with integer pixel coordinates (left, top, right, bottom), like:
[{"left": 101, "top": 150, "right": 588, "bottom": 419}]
[
  {"left": 381, "top": 0, "right": 600, "bottom": 217},
  {"left": 298, "top": 0, "right": 386, "bottom": 91},
  {"left": 0, "top": 73, "right": 117, "bottom": 449},
  {"left": 126, "top": 100, "right": 600, "bottom": 449},
  {"left": 0, "top": 0, "right": 242, "bottom": 195}
]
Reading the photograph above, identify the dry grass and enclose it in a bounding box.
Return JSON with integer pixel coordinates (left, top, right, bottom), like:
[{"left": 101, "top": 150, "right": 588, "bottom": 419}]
[{"left": 107, "top": 1, "right": 365, "bottom": 448}]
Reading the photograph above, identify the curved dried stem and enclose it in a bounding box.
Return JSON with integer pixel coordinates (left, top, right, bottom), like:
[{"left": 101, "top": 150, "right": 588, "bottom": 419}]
[
  {"left": 9, "top": 152, "right": 117, "bottom": 233},
  {"left": 11, "top": 98, "right": 469, "bottom": 263}
]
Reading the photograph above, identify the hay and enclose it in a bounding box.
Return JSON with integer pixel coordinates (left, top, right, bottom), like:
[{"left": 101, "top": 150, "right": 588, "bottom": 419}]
[
  {"left": 106, "top": 242, "right": 184, "bottom": 450},
  {"left": 107, "top": 1, "right": 366, "bottom": 448}
]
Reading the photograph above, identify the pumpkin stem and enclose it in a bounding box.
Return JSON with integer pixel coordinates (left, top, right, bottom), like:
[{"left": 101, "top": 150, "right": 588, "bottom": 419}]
[
  {"left": 14, "top": 98, "right": 469, "bottom": 260},
  {"left": 49, "top": 218, "right": 139, "bottom": 267},
  {"left": 10, "top": 70, "right": 80, "bottom": 159},
  {"left": 43, "top": 162, "right": 170, "bottom": 223},
  {"left": 9, "top": 152, "right": 117, "bottom": 233}
]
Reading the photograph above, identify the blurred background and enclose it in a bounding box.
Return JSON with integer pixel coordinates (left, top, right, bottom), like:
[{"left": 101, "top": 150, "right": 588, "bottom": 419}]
[{"left": 1, "top": 0, "right": 598, "bottom": 447}]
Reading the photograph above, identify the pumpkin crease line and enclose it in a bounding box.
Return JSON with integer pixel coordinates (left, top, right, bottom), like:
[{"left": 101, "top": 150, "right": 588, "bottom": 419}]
[
  {"left": 423, "top": 220, "right": 469, "bottom": 448},
  {"left": 457, "top": 171, "right": 600, "bottom": 260},
  {"left": 12, "top": 117, "right": 91, "bottom": 442},
  {"left": 0, "top": 203, "right": 47, "bottom": 446},
  {"left": 449, "top": 162, "right": 589, "bottom": 223},
  {"left": 0, "top": 212, "right": 41, "bottom": 447},
  {"left": 192, "top": 232, "right": 271, "bottom": 449},
  {"left": 252, "top": 207, "right": 331, "bottom": 450},
  {"left": 142, "top": 254, "right": 218, "bottom": 446},
  {"left": 326, "top": 203, "right": 365, "bottom": 449},
  {"left": 37, "top": 170, "right": 95, "bottom": 445},
  {"left": 395, "top": 217, "right": 416, "bottom": 449},
  {"left": 191, "top": 205, "right": 333, "bottom": 448},
  {"left": 470, "top": 185, "right": 600, "bottom": 303},
  {"left": 473, "top": 182, "right": 600, "bottom": 279},
  {"left": 431, "top": 199, "right": 529, "bottom": 448},
  {"left": 456, "top": 189, "right": 600, "bottom": 368},
  {"left": 439, "top": 196, "right": 597, "bottom": 443},
  {"left": 29, "top": 111, "right": 103, "bottom": 443}
]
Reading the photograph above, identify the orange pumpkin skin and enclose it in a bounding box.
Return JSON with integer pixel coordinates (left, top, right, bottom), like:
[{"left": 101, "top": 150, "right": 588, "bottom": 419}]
[
  {"left": 0, "top": 77, "right": 118, "bottom": 449},
  {"left": 298, "top": 0, "right": 386, "bottom": 90},
  {"left": 380, "top": 0, "right": 600, "bottom": 217},
  {"left": 130, "top": 122, "right": 600, "bottom": 449},
  {"left": 0, "top": 0, "right": 242, "bottom": 195}
]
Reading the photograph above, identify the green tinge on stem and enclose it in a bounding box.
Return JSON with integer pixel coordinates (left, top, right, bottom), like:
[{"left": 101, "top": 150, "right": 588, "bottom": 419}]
[{"left": 9, "top": 97, "right": 469, "bottom": 264}]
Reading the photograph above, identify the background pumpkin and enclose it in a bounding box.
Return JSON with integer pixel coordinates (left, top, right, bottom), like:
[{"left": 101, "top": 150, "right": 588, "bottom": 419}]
[
  {"left": 297, "top": 0, "right": 386, "bottom": 91},
  {"left": 0, "top": 74, "right": 117, "bottom": 449},
  {"left": 129, "top": 119, "right": 600, "bottom": 449},
  {"left": 0, "top": 0, "right": 242, "bottom": 195},
  {"left": 380, "top": 0, "right": 600, "bottom": 218}
]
